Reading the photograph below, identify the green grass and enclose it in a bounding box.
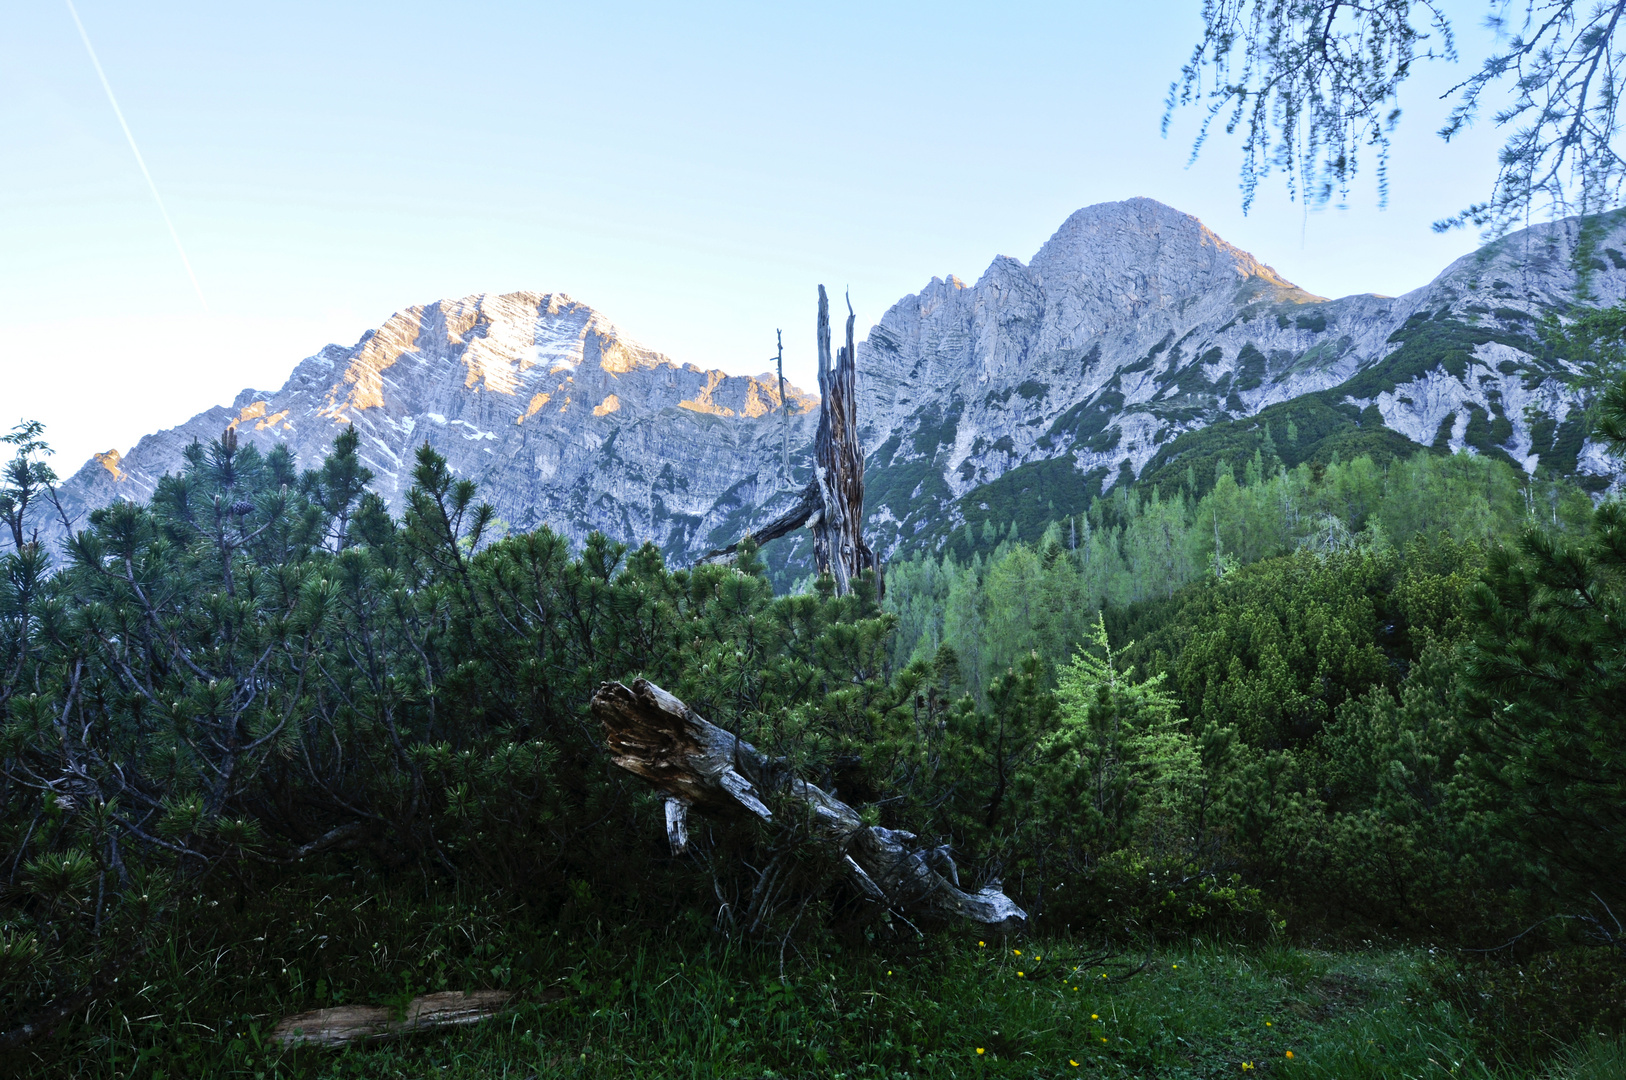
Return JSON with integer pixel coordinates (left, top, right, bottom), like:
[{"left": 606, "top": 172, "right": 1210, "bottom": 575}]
[
  {"left": 8, "top": 874, "right": 1583, "bottom": 1080},
  {"left": 6, "top": 869, "right": 1615, "bottom": 1079},
  {"left": 1547, "top": 1035, "right": 1626, "bottom": 1080},
  {"left": 242, "top": 941, "right": 1516, "bottom": 1078}
]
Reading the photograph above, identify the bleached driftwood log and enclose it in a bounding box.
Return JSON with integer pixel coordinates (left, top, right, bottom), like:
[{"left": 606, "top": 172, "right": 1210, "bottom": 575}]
[
  {"left": 701, "top": 286, "right": 881, "bottom": 596},
  {"left": 272, "top": 990, "right": 513, "bottom": 1048},
  {"left": 593, "top": 678, "right": 1025, "bottom": 929}
]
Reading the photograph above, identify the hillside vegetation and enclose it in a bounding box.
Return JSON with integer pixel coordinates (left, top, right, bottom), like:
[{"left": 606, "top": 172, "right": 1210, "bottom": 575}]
[{"left": 0, "top": 412, "right": 1621, "bottom": 1077}]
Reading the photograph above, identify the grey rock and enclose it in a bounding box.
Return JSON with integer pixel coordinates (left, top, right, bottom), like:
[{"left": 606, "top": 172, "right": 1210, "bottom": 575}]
[
  {"left": 854, "top": 199, "right": 1623, "bottom": 554},
  {"left": 47, "top": 292, "right": 820, "bottom": 560},
  {"left": 40, "top": 200, "right": 1625, "bottom": 568}
]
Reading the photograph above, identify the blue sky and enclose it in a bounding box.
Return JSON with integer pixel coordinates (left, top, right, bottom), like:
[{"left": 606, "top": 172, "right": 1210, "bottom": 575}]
[{"left": 4, "top": 1, "right": 1510, "bottom": 469}]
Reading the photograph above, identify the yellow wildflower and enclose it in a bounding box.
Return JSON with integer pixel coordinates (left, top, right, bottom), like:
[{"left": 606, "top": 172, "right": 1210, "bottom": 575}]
[
  {"left": 1091, "top": 1014, "right": 1099, "bottom": 1020},
  {"left": 1070, "top": 1060, "right": 1080, "bottom": 1067},
  {"left": 1285, "top": 1051, "right": 1294, "bottom": 1059},
  {"left": 976, "top": 1048, "right": 984, "bottom": 1055},
  {"left": 1017, "top": 971, "right": 1024, "bottom": 977}
]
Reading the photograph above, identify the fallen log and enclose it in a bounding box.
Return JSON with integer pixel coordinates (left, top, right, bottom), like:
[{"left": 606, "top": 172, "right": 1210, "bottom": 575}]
[
  {"left": 272, "top": 990, "right": 513, "bottom": 1048},
  {"left": 593, "top": 678, "right": 1025, "bottom": 929}
]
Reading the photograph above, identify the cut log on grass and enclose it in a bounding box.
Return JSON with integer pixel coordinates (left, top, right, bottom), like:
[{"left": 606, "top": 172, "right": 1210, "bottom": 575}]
[
  {"left": 701, "top": 285, "right": 881, "bottom": 597},
  {"left": 272, "top": 990, "right": 513, "bottom": 1048},
  {"left": 593, "top": 678, "right": 1025, "bottom": 929}
]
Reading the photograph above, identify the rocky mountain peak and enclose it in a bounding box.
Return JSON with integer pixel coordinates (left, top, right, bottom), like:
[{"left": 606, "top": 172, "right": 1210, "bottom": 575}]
[
  {"left": 45, "top": 290, "right": 821, "bottom": 555},
  {"left": 34, "top": 202, "right": 1623, "bottom": 576},
  {"left": 306, "top": 291, "right": 696, "bottom": 427},
  {"left": 1031, "top": 197, "right": 1297, "bottom": 296},
  {"left": 855, "top": 200, "right": 1315, "bottom": 443}
]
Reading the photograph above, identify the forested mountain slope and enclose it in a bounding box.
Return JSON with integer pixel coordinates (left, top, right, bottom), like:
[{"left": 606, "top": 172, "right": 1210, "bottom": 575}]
[
  {"left": 38, "top": 199, "right": 1623, "bottom": 565},
  {"left": 851, "top": 199, "right": 1623, "bottom": 559}
]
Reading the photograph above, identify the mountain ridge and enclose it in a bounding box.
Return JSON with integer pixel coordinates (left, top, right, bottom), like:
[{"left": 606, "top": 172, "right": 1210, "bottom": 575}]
[
  {"left": 847, "top": 199, "right": 1622, "bottom": 560},
  {"left": 38, "top": 198, "right": 1625, "bottom": 567},
  {"left": 49, "top": 291, "right": 821, "bottom": 555}
]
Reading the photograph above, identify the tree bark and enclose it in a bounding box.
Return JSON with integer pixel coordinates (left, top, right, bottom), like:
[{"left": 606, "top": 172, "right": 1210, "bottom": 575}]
[
  {"left": 593, "top": 678, "right": 1025, "bottom": 929},
  {"left": 810, "top": 286, "right": 879, "bottom": 596},
  {"left": 701, "top": 286, "right": 881, "bottom": 596},
  {"left": 272, "top": 991, "right": 514, "bottom": 1048}
]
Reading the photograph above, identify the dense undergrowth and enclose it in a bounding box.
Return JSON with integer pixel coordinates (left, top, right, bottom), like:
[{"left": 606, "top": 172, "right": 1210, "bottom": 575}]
[
  {"left": 12, "top": 870, "right": 1624, "bottom": 1080},
  {"left": 13, "top": 855, "right": 1626, "bottom": 1080},
  {"left": 1, "top": 408, "right": 1622, "bottom": 1076},
  {"left": 7, "top": 868, "right": 1624, "bottom": 1078}
]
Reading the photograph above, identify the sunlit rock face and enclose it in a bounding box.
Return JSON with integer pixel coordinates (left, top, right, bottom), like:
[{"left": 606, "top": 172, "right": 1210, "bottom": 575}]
[
  {"left": 44, "top": 199, "right": 1623, "bottom": 567},
  {"left": 48, "top": 292, "right": 820, "bottom": 560}
]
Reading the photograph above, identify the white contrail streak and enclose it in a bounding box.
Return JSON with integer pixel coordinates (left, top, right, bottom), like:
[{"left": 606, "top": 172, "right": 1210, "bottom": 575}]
[{"left": 64, "top": 0, "right": 208, "bottom": 309}]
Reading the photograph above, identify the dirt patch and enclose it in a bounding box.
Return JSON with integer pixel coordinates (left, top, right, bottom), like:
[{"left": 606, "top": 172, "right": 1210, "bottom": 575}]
[{"left": 1287, "top": 972, "right": 1372, "bottom": 1021}]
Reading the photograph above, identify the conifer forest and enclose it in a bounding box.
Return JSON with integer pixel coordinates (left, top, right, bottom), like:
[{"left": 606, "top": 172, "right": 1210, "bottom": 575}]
[{"left": 2, "top": 381, "right": 1623, "bottom": 1077}]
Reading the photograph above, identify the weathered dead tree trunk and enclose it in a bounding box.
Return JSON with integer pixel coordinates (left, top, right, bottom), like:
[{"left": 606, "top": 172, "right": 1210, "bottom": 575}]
[
  {"left": 272, "top": 990, "right": 513, "bottom": 1048},
  {"left": 810, "top": 286, "right": 879, "bottom": 595},
  {"left": 593, "top": 678, "right": 1025, "bottom": 929},
  {"left": 702, "top": 286, "right": 881, "bottom": 595},
  {"left": 775, "top": 328, "right": 790, "bottom": 485}
]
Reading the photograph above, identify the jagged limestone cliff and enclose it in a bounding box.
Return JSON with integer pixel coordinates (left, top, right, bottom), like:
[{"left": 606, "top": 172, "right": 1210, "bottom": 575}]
[
  {"left": 854, "top": 199, "right": 1622, "bottom": 557},
  {"left": 43, "top": 200, "right": 1624, "bottom": 567},
  {"left": 51, "top": 292, "right": 820, "bottom": 557}
]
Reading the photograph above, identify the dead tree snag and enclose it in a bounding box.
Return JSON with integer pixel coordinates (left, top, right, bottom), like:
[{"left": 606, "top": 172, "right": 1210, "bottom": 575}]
[{"left": 703, "top": 286, "right": 880, "bottom": 595}]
